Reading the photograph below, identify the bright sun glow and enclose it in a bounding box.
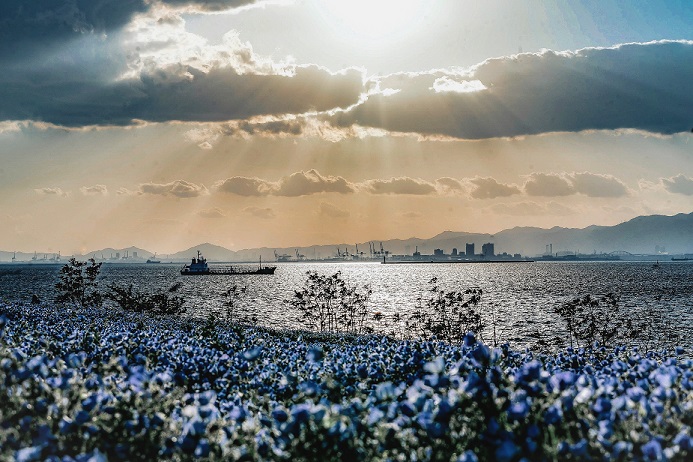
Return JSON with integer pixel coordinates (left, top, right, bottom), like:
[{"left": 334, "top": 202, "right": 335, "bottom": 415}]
[{"left": 314, "top": 0, "right": 428, "bottom": 44}]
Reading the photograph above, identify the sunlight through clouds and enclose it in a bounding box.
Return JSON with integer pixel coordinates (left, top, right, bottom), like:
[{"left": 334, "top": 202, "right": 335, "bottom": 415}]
[{"left": 0, "top": 0, "right": 691, "bottom": 251}]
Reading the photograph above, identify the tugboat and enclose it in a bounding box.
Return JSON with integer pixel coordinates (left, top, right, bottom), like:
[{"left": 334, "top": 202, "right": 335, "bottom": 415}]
[{"left": 180, "top": 251, "right": 276, "bottom": 275}]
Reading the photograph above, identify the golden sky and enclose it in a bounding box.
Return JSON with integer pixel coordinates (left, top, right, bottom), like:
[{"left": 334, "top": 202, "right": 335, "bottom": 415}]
[{"left": 0, "top": 0, "right": 691, "bottom": 254}]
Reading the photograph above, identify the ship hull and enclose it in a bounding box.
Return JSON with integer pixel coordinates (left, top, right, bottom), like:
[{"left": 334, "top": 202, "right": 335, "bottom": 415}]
[{"left": 180, "top": 267, "right": 276, "bottom": 275}]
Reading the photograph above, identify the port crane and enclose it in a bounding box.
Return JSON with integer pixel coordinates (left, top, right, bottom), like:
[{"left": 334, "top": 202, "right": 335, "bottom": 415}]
[{"left": 274, "top": 250, "right": 292, "bottom": 262}]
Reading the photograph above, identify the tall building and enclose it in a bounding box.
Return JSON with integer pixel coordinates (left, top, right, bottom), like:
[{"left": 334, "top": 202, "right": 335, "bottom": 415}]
[
  {"left": 452, "top": 248, "right": 458, "bottom": 256},
  {"left": 465, "top": 243, "right": 474, "bottom": 257},
  {"left": 482, "top": 243, "right": 495, "bottom": 257}
]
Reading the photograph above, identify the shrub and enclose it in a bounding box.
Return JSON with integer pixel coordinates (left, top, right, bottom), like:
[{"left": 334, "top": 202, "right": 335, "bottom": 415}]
[
  {"left": 55, "top": 258, "right": 102, "bottom": 308},
  {"left": 289, "top": 271, "right": 372, "bottom": 335},
  {"left": 554, "top": 293, "right": 638, "bottom": 349},
  {"left": 406, "top": 277, "right": 484, "bottom": 343},
  {"left": 222, "top": 285, "right": 246, "bottom": 323},
  {"left": 105, "top": 284, "right": 186, "bottom": 316}
]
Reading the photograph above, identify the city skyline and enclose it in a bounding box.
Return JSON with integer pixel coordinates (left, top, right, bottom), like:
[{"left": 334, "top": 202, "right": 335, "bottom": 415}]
[{"left": 1, "top": 1, "right": 692, "bottom": 255}]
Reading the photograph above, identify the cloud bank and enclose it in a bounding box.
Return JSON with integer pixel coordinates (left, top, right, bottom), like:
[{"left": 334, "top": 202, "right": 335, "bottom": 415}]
[
  {"left": 80, "top": 185, "right": 109, "bottom": 196},
  {"left": 211, "top": 170, "right": 627, "bottom": 199},
  {"left": 34, "top": 187, "right": 69, "bottom": 197},
  {"left": 2, "top": 2, "right": 691, "bottom": 145},
  {"left": 332, "top": 41, "right": 693, "bottom": 139},
  {"left": 661, "top": 174, "right": 693, "bottom": 195},
  {"left": 524, "top": 173, "right": 629, "bottom": 198},
  {"left": 139, "top": 180, "right": 208, "bottom": 198},
  {"left": 215, "top": 170, "right": 355, "bottom": 197},
  {"left": 0, "top": 0, "right": 364, "bottom": 127}
]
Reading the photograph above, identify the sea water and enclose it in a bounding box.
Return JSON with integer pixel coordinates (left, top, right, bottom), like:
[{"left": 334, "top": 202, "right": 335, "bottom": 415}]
[{"left": 1, "top": 261, "right": 691, "bottom": 349}]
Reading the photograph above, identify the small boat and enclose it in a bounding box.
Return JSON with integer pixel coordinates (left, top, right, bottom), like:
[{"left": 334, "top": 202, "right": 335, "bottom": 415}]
[
  {"left": 652, "top": 260, "right": 660, "bottom": 268},
  {"left": 180, "top": 251, "right": 276, "bottom": 275},
  {"left": 147, "top": 252, "right": 161, "bottom": 264}
]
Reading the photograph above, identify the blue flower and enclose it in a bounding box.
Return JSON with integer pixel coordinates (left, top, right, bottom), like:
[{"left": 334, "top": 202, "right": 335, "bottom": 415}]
[
  {"left": 375, "top": 382, "right": 397, "bottom": 401},
  {"left": 307, "top": 346, "right": 323, "bottom": 362},
  {"left": 592, "top": 397, "right": 612, "bottom": 415},
  {"left": 463, "top": 332, "right": 476, "bottom": 348},
  {"left": 508, "top": 401, "right": 529, "bottom": 421},
  {"left": 641, "top": 439, "right": 663, "bottom": 460},
  {"left": 612, "top": 441, "right": 633, "bottom": 458},
  {"left": 74, "top": 410, "right": 90, "bottom": 426},
  {"left": 194, "top": 439, "right": 211, "bottom": 458},
  {"left": 272, "top": 408, "right": 289, "bottom": 423},
  {"left": 367, "top": 407, "right": 384, "bottom": 426},
  {"left": 673, "top": 431, "right": 691, "bottom": 450},
  {"left": 243, "top": 346, "right": 263, "bottom": 361},
  {"left": 15, "top": 446, "right": 43, "bottom": 462},
  {"left": 495, "top": 440, "right": 519, "bottom": 462},
  {"left": 570, "top": 439, "right": 588, "bottom": 458},
  {"left": 457, "top": 450, "right": 478, "bottom": 462}
]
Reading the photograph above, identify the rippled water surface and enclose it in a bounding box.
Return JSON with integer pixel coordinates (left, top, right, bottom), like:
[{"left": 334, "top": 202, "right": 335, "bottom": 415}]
[{"left": 2, "top": 261, "right": 692, "bottom": 348}]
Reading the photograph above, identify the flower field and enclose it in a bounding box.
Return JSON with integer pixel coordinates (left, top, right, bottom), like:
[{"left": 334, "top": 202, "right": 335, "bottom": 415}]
[{"left": 1, "top": 303, "right": 691, "bottom": 461}]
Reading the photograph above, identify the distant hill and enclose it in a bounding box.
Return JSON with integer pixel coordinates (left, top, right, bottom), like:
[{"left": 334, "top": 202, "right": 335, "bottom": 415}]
[
  {"left": 2, "top": 212, "right": 691, "bottom": 263},
  {"left": 418, "top": 213, "right": 693, "bottom": 256},
  {"left": 168, "top": 243, "right": 239, "bottom": 262},
  {"left": 74, "top": 247, "right": 152, "bottom": 261}
]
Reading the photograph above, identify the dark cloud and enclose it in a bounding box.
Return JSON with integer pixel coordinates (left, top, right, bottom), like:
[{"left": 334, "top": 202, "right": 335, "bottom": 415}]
[
  {"left": 129, "top": 66, "right": 363, "bottom": 125},
  {"left": 139, "top": 180, "right": 208, "bottom": 198},
  {"left": 469, "top": 177, "right": 521, "bottom": 199},
  {"left": 362, "top": 177, "right": 437, "bottom": 195},
  {"left": 0, "top": 1, "right": 363, "bottom": 127},
  {"left": 161, "top": 0, "right": 260, "bottom": 12},
  {"left": 332, "top": 41, "right": 693, "bottom": 138},
  {"left": 0, "top": 0, "right": 148, "bottom": 59},
  {"left": 661, "top": 174, "right": 693, "bottom": 195},
  {"left": 0, "top": 0, "right": 261, "bottom": 58},
  {"left": 0, "top": 63, "right": 364, "bottom": 127}
]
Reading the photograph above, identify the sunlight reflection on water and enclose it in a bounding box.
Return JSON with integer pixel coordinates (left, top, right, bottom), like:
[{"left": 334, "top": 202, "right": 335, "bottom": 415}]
[{"left": 2, "top": 261, "right": 692, "bottom": 348}]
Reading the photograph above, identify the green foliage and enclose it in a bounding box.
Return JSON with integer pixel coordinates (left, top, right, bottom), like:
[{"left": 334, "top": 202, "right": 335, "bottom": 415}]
[
  {"left": 554, "top": 293, "right": 636, "bottom": 349},
  {"left": 289, "top": 271, "right": 372, "bottom": 335},
  {"left": 222, "top": 285, "right": 246, "bottom": 323},
  {"left": 406, "top": 277, "right": 484, "bottom": 343},
  {"left": 105, "top": 284, "right": 186, "bottom": 316},
  {"left": 55, "top": 258, "right": 102, "bottom": 308}
]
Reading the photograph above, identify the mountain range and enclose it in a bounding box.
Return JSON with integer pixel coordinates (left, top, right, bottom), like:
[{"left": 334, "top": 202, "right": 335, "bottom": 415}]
[{"left": 2, "top": 212, "right": 692, "bottom": 263}]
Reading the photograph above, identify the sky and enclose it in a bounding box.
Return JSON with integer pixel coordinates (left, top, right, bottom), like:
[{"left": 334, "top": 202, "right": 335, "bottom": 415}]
[{"left": 0, "top": 0, "right": 692, "bottom": 255}]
